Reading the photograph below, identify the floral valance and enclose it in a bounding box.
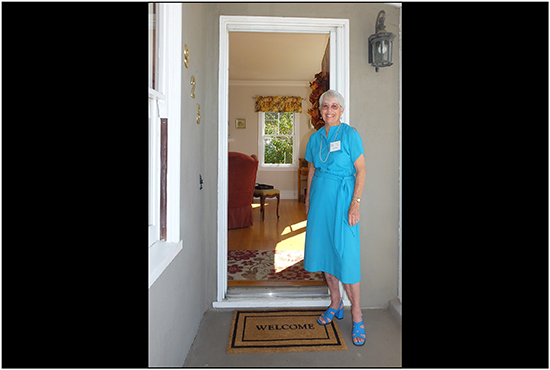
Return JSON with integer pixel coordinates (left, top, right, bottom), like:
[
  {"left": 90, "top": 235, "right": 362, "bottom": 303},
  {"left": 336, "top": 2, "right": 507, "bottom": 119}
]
[{"left": 254, "top": 96, "right": 302, "bottom": 113}]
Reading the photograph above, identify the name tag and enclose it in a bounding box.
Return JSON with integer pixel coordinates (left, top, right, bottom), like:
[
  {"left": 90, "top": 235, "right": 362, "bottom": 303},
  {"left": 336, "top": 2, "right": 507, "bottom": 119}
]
[{"left": 330, "top": 140, "right": 341, "bottom": 152}]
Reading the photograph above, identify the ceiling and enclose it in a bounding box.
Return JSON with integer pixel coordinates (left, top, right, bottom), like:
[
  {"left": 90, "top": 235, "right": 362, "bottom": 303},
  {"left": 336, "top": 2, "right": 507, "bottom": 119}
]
[{"left": 229, "top": 32, "right": 329, "bottom": 82}]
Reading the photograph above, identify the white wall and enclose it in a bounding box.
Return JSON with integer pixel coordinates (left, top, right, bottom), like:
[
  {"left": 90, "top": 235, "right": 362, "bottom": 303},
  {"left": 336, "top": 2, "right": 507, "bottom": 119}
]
[{"left": 228, "top": 83, "right": 315, "bottom": 199}]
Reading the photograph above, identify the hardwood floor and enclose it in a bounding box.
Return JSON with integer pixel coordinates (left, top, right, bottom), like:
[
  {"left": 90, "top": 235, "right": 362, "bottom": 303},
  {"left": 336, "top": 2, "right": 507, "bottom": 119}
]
[
  {"left": 228, "top": 199, "right": 326, "bottom": 287},
  {"left": 228, "top": 199, "right": 307, "bottom": 251}
]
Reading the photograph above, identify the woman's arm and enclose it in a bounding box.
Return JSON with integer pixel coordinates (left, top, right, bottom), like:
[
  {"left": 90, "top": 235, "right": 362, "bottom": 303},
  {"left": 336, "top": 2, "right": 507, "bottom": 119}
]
[
  {"left": 305, "top": 161, "right": 316, "bottom": 215},
  {"left": 348, "top": 154, "right": 366, "bottom": 226}
]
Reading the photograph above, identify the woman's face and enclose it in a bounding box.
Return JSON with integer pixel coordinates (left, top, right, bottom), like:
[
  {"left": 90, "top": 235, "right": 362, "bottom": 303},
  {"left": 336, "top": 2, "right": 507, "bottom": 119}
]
[{"left": 320, "top": 97, "right": 344, "bottom": 126}]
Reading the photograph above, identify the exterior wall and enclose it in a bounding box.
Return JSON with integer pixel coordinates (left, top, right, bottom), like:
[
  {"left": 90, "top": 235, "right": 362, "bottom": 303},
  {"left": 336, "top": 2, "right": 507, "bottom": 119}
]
[
  {"left": 149, "top": 3, "right": 215, "bottom": 366},
  {"left": 214, "top": 3, "right": 401, "bottom": 309},
  {"left": 149, "top": 3, "right": 400, "bottom": 366}
]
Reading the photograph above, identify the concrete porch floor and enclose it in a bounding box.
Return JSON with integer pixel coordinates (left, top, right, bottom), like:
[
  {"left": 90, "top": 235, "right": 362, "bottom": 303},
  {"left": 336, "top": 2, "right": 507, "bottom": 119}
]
[{"left": 184, "top": 307, "right": 402, "bottom": 367}]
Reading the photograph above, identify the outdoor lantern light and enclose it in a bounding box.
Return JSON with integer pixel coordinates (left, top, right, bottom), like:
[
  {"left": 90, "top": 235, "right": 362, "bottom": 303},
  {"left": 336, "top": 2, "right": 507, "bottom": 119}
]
[{"left": 368, "top": 10, "right": 395, "bottom": 72}]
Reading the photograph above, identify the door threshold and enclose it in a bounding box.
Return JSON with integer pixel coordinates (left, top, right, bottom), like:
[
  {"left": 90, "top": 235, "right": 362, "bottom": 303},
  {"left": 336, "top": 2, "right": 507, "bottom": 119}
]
[
  {"left": 212, "top": 296, "right": 331, "bottom": 309},
  {"left": 227, "top": 285, "right": 329, "bottom": 299}
]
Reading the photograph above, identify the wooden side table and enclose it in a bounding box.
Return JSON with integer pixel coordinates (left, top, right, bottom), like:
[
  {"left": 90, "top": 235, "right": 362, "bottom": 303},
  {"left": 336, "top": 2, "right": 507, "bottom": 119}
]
[
  {"left": 253, "top": 188, "right": 280, "bottom": 221},
  {"left": 297, "top": 158, "right": 309, "bottom": 202}
]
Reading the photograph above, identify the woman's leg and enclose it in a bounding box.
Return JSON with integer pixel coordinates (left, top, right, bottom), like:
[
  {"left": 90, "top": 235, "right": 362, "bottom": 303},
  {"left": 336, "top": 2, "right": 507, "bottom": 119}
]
[
  {"left": 318, "top": 272, "right": 342, "bottom": 324},
  {"left": 343, "top": 282, "right": 365, "bottom": 344}
]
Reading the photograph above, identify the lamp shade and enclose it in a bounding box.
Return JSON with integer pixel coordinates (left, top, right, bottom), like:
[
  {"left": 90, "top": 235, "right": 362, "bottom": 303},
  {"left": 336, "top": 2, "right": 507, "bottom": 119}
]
[
  {"left": 369, "top": 32, "right": 395, "bottom": 69},
  {"left": 368, "top": 10, "right": 395, "bottom": 72}
]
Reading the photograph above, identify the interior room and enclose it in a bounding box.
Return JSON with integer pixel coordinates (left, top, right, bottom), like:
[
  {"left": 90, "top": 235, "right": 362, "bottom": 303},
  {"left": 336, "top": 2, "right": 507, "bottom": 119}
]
[{"left": 226, "top": 31, "right": 330, "bottom": 290}]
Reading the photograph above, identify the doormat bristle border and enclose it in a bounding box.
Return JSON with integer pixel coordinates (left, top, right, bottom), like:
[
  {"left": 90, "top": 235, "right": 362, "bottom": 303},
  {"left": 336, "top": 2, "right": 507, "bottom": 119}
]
[{"left": 227, "top": 309, "right": 347, "bottom": 354}]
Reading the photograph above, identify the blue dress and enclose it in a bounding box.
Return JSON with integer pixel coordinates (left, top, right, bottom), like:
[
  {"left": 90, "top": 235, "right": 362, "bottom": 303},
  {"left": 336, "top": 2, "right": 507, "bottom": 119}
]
[{"left": 304, "top": 123, "right": 364, "bottom": 284}]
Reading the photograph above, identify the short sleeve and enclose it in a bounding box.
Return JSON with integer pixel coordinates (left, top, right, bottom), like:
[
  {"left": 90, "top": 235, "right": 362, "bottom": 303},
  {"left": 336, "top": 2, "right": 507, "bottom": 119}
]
[{"left": 348, "top": 127, "right": 364, "bottom": 164}]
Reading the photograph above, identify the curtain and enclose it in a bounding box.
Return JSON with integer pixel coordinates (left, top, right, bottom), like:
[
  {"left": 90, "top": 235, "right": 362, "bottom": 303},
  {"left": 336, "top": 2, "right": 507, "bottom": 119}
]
[{"left": 254, "top": 96, "right": 302, "bottom": 113}]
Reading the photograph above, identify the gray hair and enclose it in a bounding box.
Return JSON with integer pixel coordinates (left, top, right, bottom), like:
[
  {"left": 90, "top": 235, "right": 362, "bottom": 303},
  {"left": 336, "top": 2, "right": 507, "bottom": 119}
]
[{"left": 319, "top": 90, "right": 345, "bottom": 110}]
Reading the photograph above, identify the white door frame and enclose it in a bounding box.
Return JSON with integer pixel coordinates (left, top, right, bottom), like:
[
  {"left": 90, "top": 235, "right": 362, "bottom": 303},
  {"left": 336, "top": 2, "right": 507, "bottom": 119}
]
[{"left": 214, "top": 15, "right": 350, "bottom": 308}]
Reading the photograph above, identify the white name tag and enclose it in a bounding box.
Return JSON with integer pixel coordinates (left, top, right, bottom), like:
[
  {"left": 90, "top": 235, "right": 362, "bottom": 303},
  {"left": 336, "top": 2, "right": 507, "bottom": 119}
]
[{"left": 330, "top": 141, "right": 341, "bottom": 152}]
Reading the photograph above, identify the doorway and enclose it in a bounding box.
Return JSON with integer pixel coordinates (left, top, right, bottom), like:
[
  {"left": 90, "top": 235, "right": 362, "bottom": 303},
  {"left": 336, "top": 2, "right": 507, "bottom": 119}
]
[
  {"left": 215, "top": 16, "right": 350, "bottom": 308},
  {"left": 227, "top": 31, "right": 327, "bottom": 293}
]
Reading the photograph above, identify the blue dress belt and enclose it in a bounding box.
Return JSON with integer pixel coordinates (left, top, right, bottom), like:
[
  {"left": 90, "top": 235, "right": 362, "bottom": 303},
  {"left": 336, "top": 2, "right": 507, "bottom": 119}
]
[{"left": 313, "top": 170, "right": 356, "bottom": 258}]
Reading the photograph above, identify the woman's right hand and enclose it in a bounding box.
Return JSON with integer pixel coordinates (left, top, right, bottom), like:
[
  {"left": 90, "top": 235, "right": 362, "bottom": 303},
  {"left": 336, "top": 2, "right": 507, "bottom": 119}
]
[{"left": 305, "top": 198, "right": 309, "bottom": 215}]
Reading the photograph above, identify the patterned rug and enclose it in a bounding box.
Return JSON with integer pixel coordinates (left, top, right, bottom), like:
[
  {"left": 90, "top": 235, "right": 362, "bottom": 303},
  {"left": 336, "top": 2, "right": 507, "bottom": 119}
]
[{"left": 228, "top": 250, "right": 325, "bottom": 282}]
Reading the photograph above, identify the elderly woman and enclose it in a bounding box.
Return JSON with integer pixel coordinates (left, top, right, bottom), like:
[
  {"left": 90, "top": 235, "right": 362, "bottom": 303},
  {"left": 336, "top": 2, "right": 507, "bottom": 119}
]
[{"left": 304, "top": 90, "right": 366, "bottom": 346}]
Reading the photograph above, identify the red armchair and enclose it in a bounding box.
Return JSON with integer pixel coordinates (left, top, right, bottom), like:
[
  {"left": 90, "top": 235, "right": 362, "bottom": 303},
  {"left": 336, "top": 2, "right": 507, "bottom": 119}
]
[{"left": 228, "top": 152, "right": 259, "bottom": 229}]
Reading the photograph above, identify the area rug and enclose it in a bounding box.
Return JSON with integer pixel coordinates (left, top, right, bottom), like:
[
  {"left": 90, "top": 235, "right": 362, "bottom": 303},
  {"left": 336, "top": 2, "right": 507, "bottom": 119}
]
[
  {"left": 227, "top": 309, "right": 347, "bottom": 354},
  {"left": 227, "top": 250, "right": 325, "bottom": 282}
]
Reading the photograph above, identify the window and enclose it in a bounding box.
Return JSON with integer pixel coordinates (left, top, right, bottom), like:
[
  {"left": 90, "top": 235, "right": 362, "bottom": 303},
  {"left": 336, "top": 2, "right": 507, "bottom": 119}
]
[
  {"left": 148, "top": 3, "right": 157, "bottom": 90},
  {"left": 148, "top": 3, "right": 166, "bottom": 246},
  {"left": 148, "top": 3, "right": 183, "bottom": 286},
  {"left": 258, "top": 112, "right": 299, "bottom": 168},
  {"left": 149, "top": 3, "right": 159, "bottom": 247}
]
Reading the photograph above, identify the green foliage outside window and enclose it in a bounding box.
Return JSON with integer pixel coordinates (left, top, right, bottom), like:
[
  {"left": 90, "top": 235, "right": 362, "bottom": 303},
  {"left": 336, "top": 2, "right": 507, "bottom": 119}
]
[{"left": 264, "top": 113, "right": 293, "bottom": 165}]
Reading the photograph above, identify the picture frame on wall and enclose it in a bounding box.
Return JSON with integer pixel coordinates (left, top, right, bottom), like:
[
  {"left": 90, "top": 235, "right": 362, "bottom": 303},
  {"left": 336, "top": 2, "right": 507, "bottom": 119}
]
[{"left": 236, "top": 118, "right": 246, "bottom": 129}]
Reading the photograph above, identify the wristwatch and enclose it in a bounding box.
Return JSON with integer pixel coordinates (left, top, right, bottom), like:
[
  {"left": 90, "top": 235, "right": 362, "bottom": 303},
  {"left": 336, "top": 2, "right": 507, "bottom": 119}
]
[{"left": 352, "top": 197, "right": 361, "bottom": 203}]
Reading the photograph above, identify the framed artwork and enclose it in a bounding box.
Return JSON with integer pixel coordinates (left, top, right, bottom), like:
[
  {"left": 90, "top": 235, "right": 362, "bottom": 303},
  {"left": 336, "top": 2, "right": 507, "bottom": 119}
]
[{"left": 236, "top": 118, "right": 246, "bottom": 129}]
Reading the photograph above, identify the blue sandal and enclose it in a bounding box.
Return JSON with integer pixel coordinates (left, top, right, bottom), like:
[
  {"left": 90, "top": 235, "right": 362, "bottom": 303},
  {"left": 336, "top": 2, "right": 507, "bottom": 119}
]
[
  {"left": 317, "top": 300, "right": 344, "bottom": 325},
  {"left": 352, "top": 316, "right": 366, "bottom": 346}
]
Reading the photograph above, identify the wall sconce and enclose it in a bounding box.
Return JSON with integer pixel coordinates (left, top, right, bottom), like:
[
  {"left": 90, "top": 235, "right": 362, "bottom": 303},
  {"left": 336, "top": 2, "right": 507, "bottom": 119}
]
[{"left": 368, "top": 10, "right": 395, "bottom": 72}]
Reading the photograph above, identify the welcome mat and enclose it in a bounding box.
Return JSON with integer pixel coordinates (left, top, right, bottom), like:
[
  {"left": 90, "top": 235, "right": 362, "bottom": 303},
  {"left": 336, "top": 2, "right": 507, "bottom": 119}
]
[
  {"left": 227, "top": 309, "right": 347, "bottom": 354},
  {"left": 228, "top": 250, "right": 325, "bottom": 282}
]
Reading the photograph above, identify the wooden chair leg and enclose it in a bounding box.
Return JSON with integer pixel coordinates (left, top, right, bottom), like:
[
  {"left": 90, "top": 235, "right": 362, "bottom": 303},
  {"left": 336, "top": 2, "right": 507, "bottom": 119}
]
[{"left": 260, "top": 196, "right": 265, "bottom": 221}]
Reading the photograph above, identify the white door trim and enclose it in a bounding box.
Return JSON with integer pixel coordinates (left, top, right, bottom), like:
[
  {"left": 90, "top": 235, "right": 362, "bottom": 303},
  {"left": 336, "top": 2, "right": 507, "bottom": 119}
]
[{"left": 215, "top": 15, "right": 350, "bottom": 307}]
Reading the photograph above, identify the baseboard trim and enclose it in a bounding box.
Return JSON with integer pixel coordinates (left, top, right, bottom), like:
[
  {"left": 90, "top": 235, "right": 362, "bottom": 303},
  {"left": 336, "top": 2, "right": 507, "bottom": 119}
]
[
  {"left": 388, "top": 298, "right": 402, "bottom": 326},
  {"left": 279, "top": 190, "right": 296, "bottom": 199}
]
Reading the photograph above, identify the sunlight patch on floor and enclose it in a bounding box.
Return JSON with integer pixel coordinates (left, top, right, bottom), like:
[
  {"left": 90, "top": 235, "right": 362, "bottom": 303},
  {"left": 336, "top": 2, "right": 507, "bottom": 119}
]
[
  {"left": 281, "top": 220, "right": 307, "bottom": 236},
  {"left": 275, "top": 231, "right": 306, "bottom": 253},
  {"left": 273, "top": 247, "right": 305, "bottom": 272},
  {"left": 281, "top": 226, "right": 292, "bottom": 236},
  {"left": 277, "top": 219, "right": 307, "bottom": 254}
]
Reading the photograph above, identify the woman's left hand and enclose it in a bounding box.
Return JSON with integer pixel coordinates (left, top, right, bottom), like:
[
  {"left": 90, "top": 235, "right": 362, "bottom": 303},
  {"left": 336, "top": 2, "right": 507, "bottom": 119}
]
[
  {"left": 348, "top": 201, "right": 360, "bottom": 226},
  {"left": 348, "top": 154, "right": 365, "bottom": 227}
]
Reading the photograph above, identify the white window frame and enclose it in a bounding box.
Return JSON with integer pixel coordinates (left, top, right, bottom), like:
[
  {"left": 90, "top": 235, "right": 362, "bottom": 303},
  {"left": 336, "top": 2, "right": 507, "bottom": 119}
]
[
  {"left": 257, "top": 112, "right": 299, "bottom": 171},
  {"left": 148, "top": 3, "right": 163, "bottom": 247},
  {"left": 148, "top": 3, "right": 182, "bottom": 288}
]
